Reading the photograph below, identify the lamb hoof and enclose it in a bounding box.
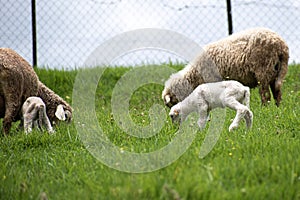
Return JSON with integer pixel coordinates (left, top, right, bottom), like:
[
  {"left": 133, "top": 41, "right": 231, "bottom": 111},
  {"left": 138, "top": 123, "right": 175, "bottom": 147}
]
[
  {"left": 25, "top": 129, "right": 32, "bottom": 135},
  {"left": 229, "top": 124, "right": 238, "bottom": 132}
]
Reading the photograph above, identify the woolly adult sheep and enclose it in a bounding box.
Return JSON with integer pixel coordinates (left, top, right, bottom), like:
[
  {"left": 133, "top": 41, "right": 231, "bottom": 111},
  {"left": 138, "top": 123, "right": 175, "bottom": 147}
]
[
  {"left": 0, "top": 48, "right": 73, "bottom": 135},
  {"left": 0, "top": 82, "right": 73, "bottom": 132},
  {"left": 162, "top": 28, "right": 289, "bottom": 108},
  {"left": 0, "top": 48, "right": 39, "bottom": 135}
]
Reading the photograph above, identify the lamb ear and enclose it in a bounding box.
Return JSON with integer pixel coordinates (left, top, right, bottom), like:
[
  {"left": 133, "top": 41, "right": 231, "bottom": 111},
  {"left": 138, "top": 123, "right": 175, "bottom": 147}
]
[
  {"left": 55, "top": 104, "right": 66, "bottom": 121},
  {"left": 165, "top": 95, "right": 171, "bottom": 104}
]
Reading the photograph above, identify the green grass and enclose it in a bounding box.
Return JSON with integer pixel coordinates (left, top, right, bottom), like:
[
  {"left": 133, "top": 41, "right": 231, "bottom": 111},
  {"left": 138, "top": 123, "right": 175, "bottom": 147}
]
[{"left": 0, "top": 64, "right": 299, "bottom": 200}]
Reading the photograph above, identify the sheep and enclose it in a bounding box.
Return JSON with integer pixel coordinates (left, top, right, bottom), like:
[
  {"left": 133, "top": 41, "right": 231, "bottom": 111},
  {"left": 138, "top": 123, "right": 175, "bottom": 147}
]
[
  {"left": 21, "top": 96, "right": 54, "bottom": 134},
  {"left": 0, "top": 82, "right": 73, "bottom": 133},
  {"left": 37, "top": 81, "right": 72, "bottom": 125},
  {"left": 169, "top": 80, "right": 253, "bottom": 132},
  {"left": 0, "top": 48, "right": 72, "bottom": 135},
  {"left": 162, "top": 27, "right": 289, "bottom": 108},
  {"left": 0, "top": 48, "right": 39, "bottom": 135}
]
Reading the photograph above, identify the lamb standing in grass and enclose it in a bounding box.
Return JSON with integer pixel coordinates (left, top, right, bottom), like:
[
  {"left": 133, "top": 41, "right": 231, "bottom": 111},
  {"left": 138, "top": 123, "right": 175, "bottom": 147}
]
[
  {"left": 162, "top": 28, "right": 289, "bottom": 108},
  {"left": 21, "top": 96, "right": 54, "bottom": 134},
  {"left": 169, "top": 80, "right": 253, "bottom": 132}
]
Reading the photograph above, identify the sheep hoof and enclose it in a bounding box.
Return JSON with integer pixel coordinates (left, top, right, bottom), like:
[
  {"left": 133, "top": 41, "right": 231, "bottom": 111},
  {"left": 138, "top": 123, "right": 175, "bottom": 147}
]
[{"left": 229, "top": 123, "right": 238, "bottom": 132}]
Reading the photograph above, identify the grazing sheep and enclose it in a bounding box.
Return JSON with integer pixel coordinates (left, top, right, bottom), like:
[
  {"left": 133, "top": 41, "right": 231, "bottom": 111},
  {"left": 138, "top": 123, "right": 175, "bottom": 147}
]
[
  {"left": 0, "top": 82, "right": 73, "bottom": 132},
  {"left": 37, "top": 81, "right": 72, "bottom": 125},
  {"left": 162, "top": 28, "right": 289, "bottom": 108},
  {"left": 0, "top": 48, "right": 39, "bottom": 135},
  {"left": 169, "top": 80, "right": 253, "bottom": 132},
  {"left": 0, "top": 48, "right": 72, "bottom": 135},
  {"left": 21, "top": 96, "right": 54, "bottom": 134}
]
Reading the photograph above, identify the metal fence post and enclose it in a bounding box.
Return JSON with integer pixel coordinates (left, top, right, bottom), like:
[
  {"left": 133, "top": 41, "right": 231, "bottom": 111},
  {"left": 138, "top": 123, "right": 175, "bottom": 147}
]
[
  {"left": 226, "top": 0, "right": 233, "bottom": 35},
  {"left": 31, "top": 0, "right": 37, "bottom": 67}
]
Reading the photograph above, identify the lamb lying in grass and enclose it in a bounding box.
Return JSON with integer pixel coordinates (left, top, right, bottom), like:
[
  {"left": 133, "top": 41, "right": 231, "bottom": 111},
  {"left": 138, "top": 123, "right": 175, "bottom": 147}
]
[
  {"left": 21, "top": 96, "right": 54, "bottom": 134},
  {"left": 169, "top": 80, "right": 253, "bottom": 132}
]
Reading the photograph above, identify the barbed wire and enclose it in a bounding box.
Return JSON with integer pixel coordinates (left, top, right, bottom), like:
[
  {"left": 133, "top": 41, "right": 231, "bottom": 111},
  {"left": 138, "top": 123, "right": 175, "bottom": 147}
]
[
  {"left": 87, "top": 0, "right": 299, "bottom": 11},
  {"left": 162, "top": 0, "right": 227, "bottom": 11},
  {"left": 90, "top": 0, "right": 122, "bottom": 5},
  {"left": 233, "top": 1, "right": 299, "bottom": 9}
]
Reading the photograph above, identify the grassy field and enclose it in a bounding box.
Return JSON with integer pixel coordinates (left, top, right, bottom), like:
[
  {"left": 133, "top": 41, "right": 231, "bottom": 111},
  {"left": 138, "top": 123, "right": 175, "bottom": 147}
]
[{"left": 0, "top": 64, "right": 299, "bottom": 200}]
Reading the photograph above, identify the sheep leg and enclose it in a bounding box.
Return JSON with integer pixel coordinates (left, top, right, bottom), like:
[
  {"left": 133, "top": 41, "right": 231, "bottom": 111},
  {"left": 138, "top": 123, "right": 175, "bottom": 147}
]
[
  {"left": 243, "top": 110, "right": 253, "bottom": 129},
  {"left": 241, "top": 88, "right": 253, "bottom": 128},
  {"left": 270, "top": 80, "right": 282, "bottom": 107},
  {"left": 23, "top": 114, "right": 34, "bottom": 134},
  {"left": 0, "top": 95, "right": 5, "bottom": 118},
  {"left": 42, "top": 110, "right": 54, "bottom": 134},
  {"left": 37, "top": 105, "right": 44, "bottom": 131},
  {"left": 229, "top": 108, "right": 247, "bottom": 131},
  {"left": 225, "top": 98, "right": 248, "bottom": 131},
  {"left": 24, "top": 105, "right": 40, "bottom": 134},
  {"left": 259, "top": 84, "right": 271, "bottom": 106},
  {"left": 197, "top": 105, "right": 209, "bottom": 130},
  {"left": 33, "top": 121, "right": 40, "bottom": 130},
  {"left": 2, "top": 94, "right": 21, "bottom": 135},
  {"left": 243, "top": 89, "right": 251, "bottom": 109}
]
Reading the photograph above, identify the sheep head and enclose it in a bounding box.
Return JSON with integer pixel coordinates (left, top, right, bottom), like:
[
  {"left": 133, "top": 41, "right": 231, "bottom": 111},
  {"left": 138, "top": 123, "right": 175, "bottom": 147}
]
[
  {"left": 162, "top": 73, "right": 194, "bottom": 108},
  {"left": 162, "top": 88, "right": 179, "bottom": 108},
  {"left": 55, "top": 104, "right": 72, "bottom": 123}
]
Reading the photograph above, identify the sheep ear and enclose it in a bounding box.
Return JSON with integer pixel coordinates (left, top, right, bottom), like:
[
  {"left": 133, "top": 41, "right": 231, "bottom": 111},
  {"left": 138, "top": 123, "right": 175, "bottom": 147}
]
[
  {"left": 55, "top": 104, "right": 66, "bottom": 121},
  {"left": 165, "top": 95, "right": 171, "bottom": 104}
]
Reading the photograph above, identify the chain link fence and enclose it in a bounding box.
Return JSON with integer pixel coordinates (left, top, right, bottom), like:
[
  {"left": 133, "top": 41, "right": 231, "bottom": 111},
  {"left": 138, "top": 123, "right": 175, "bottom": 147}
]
[{"left": 1, "top": 0, "right": 299, "bottom": 69}]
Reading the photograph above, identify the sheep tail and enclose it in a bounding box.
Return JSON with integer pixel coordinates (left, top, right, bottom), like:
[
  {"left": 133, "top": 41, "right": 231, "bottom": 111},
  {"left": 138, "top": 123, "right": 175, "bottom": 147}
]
[
  {"left": 274, "top": 62, "right": 286, "bottom": 92},
  {"left": 274, "top": 44, "right": 289, "bottom": 92}
]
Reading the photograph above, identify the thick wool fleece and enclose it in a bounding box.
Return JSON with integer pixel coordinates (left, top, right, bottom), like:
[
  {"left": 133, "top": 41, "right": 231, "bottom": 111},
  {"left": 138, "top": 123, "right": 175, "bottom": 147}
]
[
  {"left": 163, "top": 27, "right": 289, "bottom": 107},
  {"left": 0, "top": 48, "right": 39, "bottom": 134}
]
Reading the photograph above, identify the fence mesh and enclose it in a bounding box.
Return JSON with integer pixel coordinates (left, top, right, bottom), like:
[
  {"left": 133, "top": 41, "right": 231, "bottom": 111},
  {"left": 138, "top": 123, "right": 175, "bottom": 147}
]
[{"left": 1, "top": 0, "right": 299, "bottom": 69}]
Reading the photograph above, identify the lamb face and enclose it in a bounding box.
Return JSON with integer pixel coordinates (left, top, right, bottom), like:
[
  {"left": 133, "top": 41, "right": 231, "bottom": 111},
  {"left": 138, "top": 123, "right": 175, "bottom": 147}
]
[{"left": 169, "top": 104, "right": 181, "bottom": 123}]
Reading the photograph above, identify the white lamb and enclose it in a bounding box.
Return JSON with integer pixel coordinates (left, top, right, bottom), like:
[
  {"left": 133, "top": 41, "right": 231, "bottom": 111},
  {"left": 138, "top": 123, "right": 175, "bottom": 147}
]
[
  {"left": 169, "top": 80, "right": 253, "bottom": 132},
  {"left": 21, "top": 96, "right": 54, "bottom": 134}
]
